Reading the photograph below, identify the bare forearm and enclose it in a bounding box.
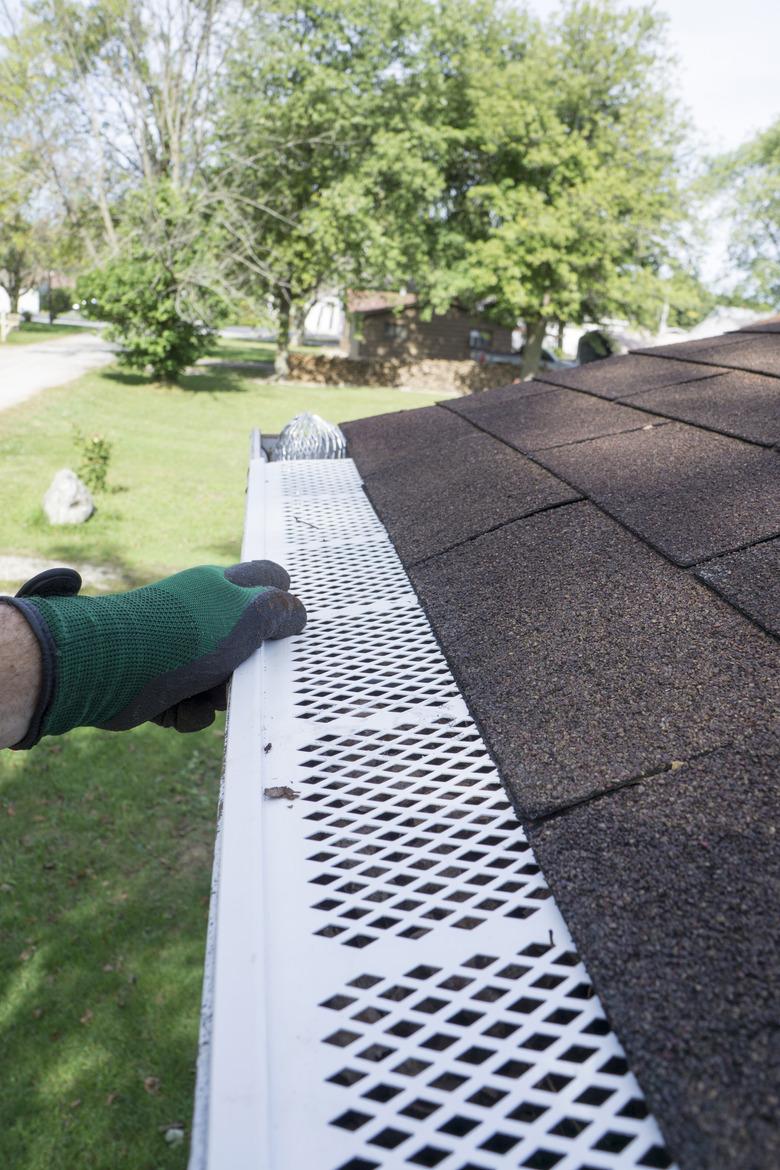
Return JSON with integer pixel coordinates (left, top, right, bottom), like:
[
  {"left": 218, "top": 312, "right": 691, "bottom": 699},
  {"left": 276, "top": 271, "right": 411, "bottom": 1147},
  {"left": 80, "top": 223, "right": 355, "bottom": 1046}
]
[{"left": 0, "top": 604, "right": 42, "bottom": 748}]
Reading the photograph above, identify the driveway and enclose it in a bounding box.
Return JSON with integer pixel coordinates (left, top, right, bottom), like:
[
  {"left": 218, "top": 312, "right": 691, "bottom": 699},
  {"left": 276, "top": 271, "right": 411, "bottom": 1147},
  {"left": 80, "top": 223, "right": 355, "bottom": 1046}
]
[{"left": 0, "top": 331, "right": 116, "bottom": 412}]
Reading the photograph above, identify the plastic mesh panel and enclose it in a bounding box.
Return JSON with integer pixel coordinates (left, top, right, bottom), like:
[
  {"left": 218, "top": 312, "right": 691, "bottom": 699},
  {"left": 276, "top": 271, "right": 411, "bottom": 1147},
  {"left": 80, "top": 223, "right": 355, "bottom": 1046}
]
[
  {"left": 322, "top": 945, "right": 673, "bottom": 1170},
  {"left": 301, "top": 720, "right": 551, "bottom": 948},
  {"left": 198, "top": 458, "right": 677, "bottom": 1170},
  {"left": 290, "top": 606, "right": 457, "bottom": 725}
]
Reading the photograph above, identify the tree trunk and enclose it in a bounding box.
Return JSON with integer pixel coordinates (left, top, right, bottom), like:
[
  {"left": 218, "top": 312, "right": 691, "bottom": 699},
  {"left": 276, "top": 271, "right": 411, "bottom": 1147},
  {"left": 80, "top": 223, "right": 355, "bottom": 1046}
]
[
  {"left": 274, "top": 299, "right": 291, "bottom": 378},
  {"left": 289, "top": 302, "right": 307, "bottom": 348},
  {"left": 521, "top": 316, "right": 548, "bottom": 379},
  {"left": 48, "top": 273, "right": 55, "bottom": 324}
]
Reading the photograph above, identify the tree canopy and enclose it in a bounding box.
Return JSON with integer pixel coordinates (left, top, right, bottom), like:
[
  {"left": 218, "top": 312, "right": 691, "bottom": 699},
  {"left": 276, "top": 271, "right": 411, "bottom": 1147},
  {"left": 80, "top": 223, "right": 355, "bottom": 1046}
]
[
  {"left": 713, "top": 118, "right": 780, "bottom": 309},
  {"left": 419, "top": 1, "right": 688, "bottom": 372},
  {"left": 0, "top": 0, "right": 695, "bottom": 377}
]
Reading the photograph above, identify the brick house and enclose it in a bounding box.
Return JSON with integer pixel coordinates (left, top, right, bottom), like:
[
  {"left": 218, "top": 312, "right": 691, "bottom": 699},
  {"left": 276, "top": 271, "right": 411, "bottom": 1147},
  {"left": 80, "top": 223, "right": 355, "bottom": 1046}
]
[{"left": 345, "top": 290, "right": 513, "bottom": 361}]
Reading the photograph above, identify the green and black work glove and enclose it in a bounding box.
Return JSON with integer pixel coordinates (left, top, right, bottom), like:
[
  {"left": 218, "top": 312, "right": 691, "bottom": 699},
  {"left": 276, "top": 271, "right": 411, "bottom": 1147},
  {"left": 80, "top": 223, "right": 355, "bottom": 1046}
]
[{"left": 2, "top": 561, "right": 306, "bottom": 749}]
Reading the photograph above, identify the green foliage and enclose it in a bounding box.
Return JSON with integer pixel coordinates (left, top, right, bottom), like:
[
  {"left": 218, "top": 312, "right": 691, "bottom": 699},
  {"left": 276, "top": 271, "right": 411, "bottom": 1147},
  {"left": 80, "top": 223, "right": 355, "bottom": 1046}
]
[
  {"left": 661, "top": 268, "right": 716, "bottom": 329},
  {"left": 40, "top": 286, "right": 75, "bottom": 319},
  {"left": 218, "top": 0, "right": 689, "bottom": 376},
  {"left": 420, "top": 1, "right": 688, "bottom": 371},
  {"left": 0, "top": 209, "right": 38, "bottom": 313},
  {"left": 78, "top": 257, "right": 215, "bottom": 381},
  {"left": 77, "top": 184, "right": 230, "bottom": 382},
  {"left": 3, "top": 0, "right": 693, "bottom": 381},
  {"left": 713, "top": 118, "right": 780, "bottom": 307},
  {"left": 216, "top": 0, "right": 467, "bottom": 370},
  {"left": 73, "top": 427, "right": 112, "bottom": 493}
]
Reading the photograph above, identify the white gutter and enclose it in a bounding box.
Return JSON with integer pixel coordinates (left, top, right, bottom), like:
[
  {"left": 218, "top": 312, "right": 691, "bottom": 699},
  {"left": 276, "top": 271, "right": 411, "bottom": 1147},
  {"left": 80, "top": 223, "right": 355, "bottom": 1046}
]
[{"left": 189, "top": 444, "right": 675, "bottom": 1170}]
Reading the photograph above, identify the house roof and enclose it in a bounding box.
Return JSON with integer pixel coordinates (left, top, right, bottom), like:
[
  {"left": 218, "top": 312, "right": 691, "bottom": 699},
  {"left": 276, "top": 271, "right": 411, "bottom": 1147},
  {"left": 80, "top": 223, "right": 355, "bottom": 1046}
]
[
  {"left": 346, "top": 290, "right": 419, "bottom": 316},
  {"left": 346, "top": 290, "right": 500, "bottom": 320},
  {"left": 340, "top": 321, "right": 780, "bottom": 1170}
]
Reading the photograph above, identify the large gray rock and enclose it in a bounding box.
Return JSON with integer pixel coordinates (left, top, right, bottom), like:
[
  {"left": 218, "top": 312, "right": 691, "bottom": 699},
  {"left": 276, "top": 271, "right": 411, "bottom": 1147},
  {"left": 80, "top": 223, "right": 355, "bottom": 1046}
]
[{"left": 43, "top": 469, "right": 94, "bottom": 525}]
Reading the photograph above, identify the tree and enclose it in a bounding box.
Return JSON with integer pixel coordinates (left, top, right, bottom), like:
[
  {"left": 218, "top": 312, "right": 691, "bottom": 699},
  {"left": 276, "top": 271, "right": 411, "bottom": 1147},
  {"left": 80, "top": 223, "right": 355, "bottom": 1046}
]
[
  {"left": 420, "top": 0, "right": 689, "bottom": 375},
  {"left": 216, "top": 0, "right": 453, "bottom": 374},
  {"left": 2, "top": 0, "right": 693, "bottom": 379},
  {"left": 0, "top": 0, "right": 245, "bottom": 375},
  {"left": 713, "top": 118, "right": 780, "bottom": 308},
  {"left": 77, "top": 182, "right": 231, "bottom": 380},
  {"left": 0, "top": 0, "right": 240, "bottom": 244},
  {"left": 0, "top": 210, "right": 37, "bottom": 312}
]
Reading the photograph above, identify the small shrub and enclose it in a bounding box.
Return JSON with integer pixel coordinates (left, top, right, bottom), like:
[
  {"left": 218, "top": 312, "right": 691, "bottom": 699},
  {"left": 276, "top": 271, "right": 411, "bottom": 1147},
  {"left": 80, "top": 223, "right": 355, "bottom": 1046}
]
[
  {"left": 73, "top": 428, "right": 113, "bottom": 493},
  {"left": 77, "top": 258, "right": 219, "bottom": 382},
  {"left": 41, "top": 287, "right": 75, "bottom": 320}
]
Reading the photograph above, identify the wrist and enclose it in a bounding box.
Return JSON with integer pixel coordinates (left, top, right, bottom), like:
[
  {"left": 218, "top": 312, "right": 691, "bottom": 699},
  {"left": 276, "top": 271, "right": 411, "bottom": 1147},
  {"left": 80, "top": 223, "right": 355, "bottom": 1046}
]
[{"left": 0, "top": 601, "right": 44, "bottom": 748}]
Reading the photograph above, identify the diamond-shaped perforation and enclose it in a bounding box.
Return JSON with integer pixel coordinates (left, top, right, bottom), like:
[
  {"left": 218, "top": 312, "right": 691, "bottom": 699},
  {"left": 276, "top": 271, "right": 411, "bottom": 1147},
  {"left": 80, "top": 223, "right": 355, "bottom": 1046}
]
[
  {"left": 292, "top": 608, "right": 461, "bottom": 721},
  {"left": 212, "top": 457, "right": 678, "bottom": 1170},
  {"left": 321, "top": 944, "right": 672, "bottom": 1169},
  {"left": 278, "top": 459, "right": 358, "bottom": 495},
  {"left": 301, "top": 720, "right": 551, "bottom": 947},
  {"left": 282, "top": 484, "right": 380, "bottom": 546},
  {"left": 288, "top": 538, "right": 413, "bottom": 616}
]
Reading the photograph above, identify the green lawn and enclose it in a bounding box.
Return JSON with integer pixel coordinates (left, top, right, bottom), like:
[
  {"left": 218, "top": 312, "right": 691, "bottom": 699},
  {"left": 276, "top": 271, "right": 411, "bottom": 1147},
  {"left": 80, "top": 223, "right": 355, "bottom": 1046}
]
[
  {"left": 0, "top": 364, "right": 446, "bottom": 588},
  {"left": 3, "top": 322, "right": 91, "bottom": 345},
  {"left": 0, "top": 361, "right": 447, "bottom": 1170}
]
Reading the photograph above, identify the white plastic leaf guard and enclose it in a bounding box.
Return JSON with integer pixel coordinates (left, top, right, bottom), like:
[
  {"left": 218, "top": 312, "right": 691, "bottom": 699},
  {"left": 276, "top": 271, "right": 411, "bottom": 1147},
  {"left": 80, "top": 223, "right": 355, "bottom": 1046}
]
[
  {"left": 189, "top": 441, "right": 676, "bottom": 1170},
  {"left": 272, "top": 412, "right": 347, "bottom": 461}
]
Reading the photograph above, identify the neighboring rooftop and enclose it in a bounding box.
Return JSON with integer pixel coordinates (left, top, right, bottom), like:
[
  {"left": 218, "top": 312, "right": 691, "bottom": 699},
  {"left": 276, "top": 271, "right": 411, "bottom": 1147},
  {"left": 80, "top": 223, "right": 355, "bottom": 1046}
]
[
  {"left": 346, "top": 289, "right": 419, "bottom": 315},
  {"left": 341, "top": 320, "right": 780, "bottom": 1170}
]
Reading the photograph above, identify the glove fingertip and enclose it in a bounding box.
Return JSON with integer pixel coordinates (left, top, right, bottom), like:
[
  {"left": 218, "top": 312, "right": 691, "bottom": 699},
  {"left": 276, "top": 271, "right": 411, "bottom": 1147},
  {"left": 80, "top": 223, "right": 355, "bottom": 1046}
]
[
  {"left": 251, "top": 588, "right": 307, "bottom": 640},
  {"left": 224, "top": 560, "right": 291, "bottom": 591},
  {"left": 16, "top": 567, "right": 82, "bottom": 598}
]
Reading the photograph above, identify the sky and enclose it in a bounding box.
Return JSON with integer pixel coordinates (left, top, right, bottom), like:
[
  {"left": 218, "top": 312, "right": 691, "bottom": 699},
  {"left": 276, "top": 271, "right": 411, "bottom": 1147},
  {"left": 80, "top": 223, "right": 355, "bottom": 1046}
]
[{"left": 524, "top": 0, "right": 780, "bottom": 288}]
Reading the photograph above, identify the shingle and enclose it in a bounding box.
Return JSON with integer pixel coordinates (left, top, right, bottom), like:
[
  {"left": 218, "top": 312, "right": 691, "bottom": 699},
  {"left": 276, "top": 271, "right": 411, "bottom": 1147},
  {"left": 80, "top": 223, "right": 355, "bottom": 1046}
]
[
  {"left": 409, "top": 502, "right": 779, "bottom": 819},
  {"left": 528, "top": 727, "right": 780, "bottom": 1170},
  {"left": 635, "top": 332, "right": 780, "bottom": 376},
  {"left": 535, "top": 422, "right": 780, "bottom": 566},
  {"left": 442, "top": 378, "right": 554, "bottom": 414},
  {"left": 358, "top": 428, "right": 580, "bottom": 564},
  {"left": 442, "top": 385, "right": 664, "bottom": 453},
  {"left": 695, "top": 538, "right": 780, "bottom": 637},
  {"left": 533, "top": 353, "right": 726, "bottom": 399},
  {"left": 631, "top": 332, "right": 754, "bottom": 358},
  {"left": 341, "top": 406, "right": 473, "bottom": 478},
  {"left": 620, "top": 368, "right": 780, "bottom": 447}
]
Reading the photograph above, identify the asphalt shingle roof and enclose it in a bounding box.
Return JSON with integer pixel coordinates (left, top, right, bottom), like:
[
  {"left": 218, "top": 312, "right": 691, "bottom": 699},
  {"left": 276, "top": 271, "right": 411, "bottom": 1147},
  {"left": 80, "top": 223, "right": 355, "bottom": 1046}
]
[
  {"left": 445, "top": 382, "right": 663, "bottom": 451},
  {"left": 634, "top": 331, "right": 780, "bottom": 376},
  {"left": 530, "top": 727, "right": 780, "bottom": 1170},
  {"left": 340, "top": 322, "right": 780, "bottom": 1170},
  {"left": 533, "top": 351, "right": 729, "bottom": 399},
  {"left": 535, "top": 421, "right": 780, "bottom": 565},
  {"left": 617, "top": 367, "right": 780, "bottom": 446}
]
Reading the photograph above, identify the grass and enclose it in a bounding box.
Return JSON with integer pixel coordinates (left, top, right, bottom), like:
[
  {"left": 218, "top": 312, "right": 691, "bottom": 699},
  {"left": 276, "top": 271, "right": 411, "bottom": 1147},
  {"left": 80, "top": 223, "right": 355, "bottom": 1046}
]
[
  {"left": 0, "top": 364, "right": 447, "bottom": 587},
  {"left": 0, "top": 359, "right": 449, "bottom": 1169},
  {"left": 3, "top": 322, "right": 91, "bottom": 346},
  {"left": 0, "top": 726, "right": 223, "bottom": 1170}
]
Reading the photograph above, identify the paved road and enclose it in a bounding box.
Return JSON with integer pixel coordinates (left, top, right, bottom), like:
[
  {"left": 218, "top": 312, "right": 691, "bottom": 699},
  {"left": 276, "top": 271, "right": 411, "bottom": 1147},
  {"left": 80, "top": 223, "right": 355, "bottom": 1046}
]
[{"left": 0, "top": 331, "right": 116, "bottom": 412}]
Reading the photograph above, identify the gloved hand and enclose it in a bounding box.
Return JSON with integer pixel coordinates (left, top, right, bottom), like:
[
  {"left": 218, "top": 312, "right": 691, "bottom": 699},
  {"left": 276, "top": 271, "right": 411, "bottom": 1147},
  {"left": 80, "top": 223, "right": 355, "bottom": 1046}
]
[{"left": 2, "top": 561, "right": 306, "bottom": 748}]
